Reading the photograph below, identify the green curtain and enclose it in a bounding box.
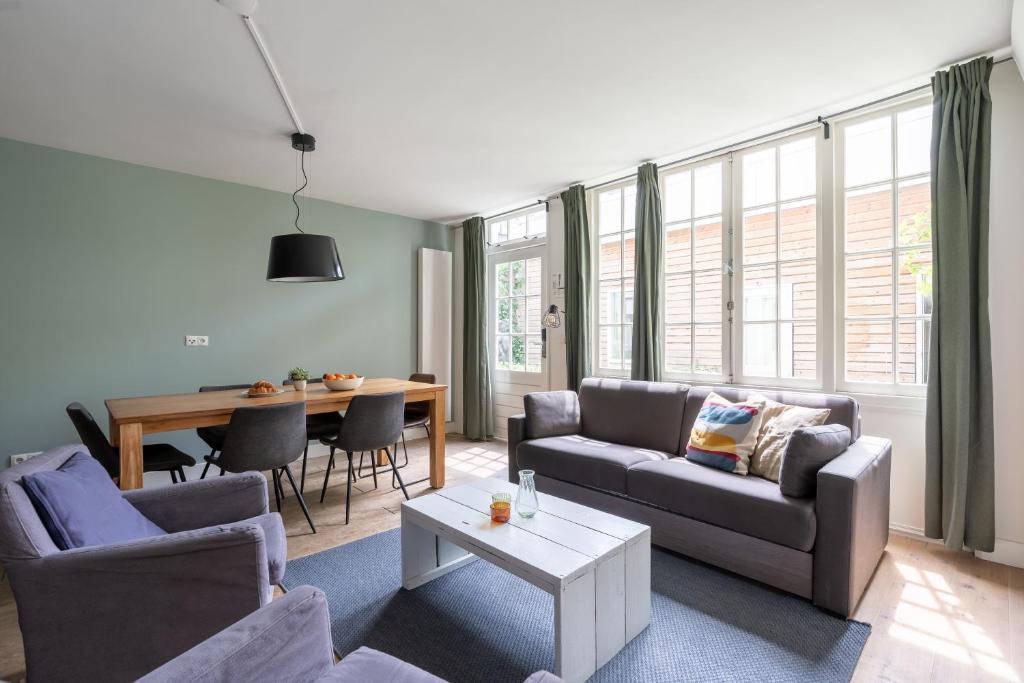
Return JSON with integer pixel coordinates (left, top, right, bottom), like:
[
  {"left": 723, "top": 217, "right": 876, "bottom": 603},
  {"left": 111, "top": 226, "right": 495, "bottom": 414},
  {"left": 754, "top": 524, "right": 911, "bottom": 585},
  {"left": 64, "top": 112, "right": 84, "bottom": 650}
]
[
  {"left": 561, "top": 185, "right": 592, "bottom": 391},
  {"left": 462, "top": 217, "right": 494, "bottom": 440},
  {"left": 925, "top": 56, "right": 994, "bottom": 552},
  {"left": 630, "top": 162, "right": 663, "bottom": 381}
]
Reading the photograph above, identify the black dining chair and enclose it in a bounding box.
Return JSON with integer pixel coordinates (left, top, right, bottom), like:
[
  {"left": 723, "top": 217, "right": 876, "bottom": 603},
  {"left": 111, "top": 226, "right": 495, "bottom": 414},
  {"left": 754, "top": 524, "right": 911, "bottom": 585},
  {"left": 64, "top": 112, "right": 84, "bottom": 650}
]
[
  {"left": 319, "top": 392, "right": 408, "bottom": 525},
  {"left": 355, "top": 372, "right": 435, "bottom": 488},
  {"left": 66, "top": 402, "right": 196, "bottom": 483},
  {"left": 282, "top": 378, "right": 344, "bottom": 493},
  {"left": 196, "top": 383, "right": 251, "bottom": 479},
  {"left": 207, "top": 401, "right": 317, "bottom": 533}
]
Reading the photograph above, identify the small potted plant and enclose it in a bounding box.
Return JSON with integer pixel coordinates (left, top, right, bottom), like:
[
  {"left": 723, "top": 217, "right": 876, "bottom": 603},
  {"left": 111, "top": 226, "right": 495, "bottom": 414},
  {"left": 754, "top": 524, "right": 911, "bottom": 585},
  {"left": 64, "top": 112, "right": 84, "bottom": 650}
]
[{"left": 288, "top": 367, "right": 310, "bottom": 391}]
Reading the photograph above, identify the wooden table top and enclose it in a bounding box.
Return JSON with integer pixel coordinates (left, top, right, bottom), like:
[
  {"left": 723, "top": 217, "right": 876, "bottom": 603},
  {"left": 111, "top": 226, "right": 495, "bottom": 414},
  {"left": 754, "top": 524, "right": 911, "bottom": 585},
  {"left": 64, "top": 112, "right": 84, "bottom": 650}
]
[{"left": 106, "top": 377, "right": 447, "bottom": 426}]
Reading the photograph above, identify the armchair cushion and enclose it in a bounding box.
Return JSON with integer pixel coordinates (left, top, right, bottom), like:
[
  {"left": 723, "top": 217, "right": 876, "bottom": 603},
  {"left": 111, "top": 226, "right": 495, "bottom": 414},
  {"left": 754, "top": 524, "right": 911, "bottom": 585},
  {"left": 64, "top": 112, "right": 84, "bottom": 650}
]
[
  {"left": 524, "top": 390, "right": 581, "bottom": 439},
  {"left": 21, "top": 452, "right": 165, "bottom": 550}
]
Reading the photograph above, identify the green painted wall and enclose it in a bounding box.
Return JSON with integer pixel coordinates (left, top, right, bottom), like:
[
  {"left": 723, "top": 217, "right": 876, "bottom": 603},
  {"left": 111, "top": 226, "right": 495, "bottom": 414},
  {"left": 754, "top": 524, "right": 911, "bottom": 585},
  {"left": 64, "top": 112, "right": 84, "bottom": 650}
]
[{"left": 0, "top": 137, "right": 449, "bottom": 465}]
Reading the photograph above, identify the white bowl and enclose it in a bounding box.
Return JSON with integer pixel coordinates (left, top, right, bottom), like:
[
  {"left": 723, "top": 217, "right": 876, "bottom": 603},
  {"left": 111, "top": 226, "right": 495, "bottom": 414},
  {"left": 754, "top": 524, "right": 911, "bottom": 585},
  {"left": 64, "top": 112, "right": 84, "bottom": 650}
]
[{"left": 324, "top": 376, "right": 364, "bottom": 391}]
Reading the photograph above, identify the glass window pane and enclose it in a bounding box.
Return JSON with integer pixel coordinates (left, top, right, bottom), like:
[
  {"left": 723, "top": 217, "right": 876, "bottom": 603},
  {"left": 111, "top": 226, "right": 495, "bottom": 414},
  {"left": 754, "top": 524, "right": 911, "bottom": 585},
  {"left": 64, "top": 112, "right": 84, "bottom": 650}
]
[
  {"left": 743, "top": 148, "right": 776, "bottom": 207},
  {"left": 599, "top": 234, "right": 622, "bottom": 280},
  {"left": 510, "top": 259, "right": 525, "bottom": 296},
  {"left": 665, "top": 325, "right": 692, "bottom": 373},
  {"left": 742, "top": 208, "right": 776, "bottom": 265},
  {"left": 497, "top": 299, "right": 510, "bottom": 333},
  {"left": 846, "top": 320, "right": 894, "bottom": 383},
  {"left": 781, "top": 321, "right": 816, "bottom": 379},
  {"left": 510, "top": 297, "right": 525, "bottom": 333},
  {"left": 744, "top": 323, "right": 776, "bottom": 378},
  {"left": 780, "top": 260, "right": 816, "bottom": 320},
  {"left": 694, "top": 324, "right": 722, "bottom": 374},
  {"left": 665, "top": 222, "right": 692, "bottom": 274},
  {"left": 598, "top": 189, "right": 621, "bottom": 234},
  {"left": 525, "top": 257, "right": 542, "bottom": 296},
  {"left": 623, "top": 325, "right": 633, "bottom": 367},
  {"left": 780, "top": 137, "right": 816, "bottom": 201},
  {"left": 526, "top": 336, "right": 543, "bottom": 373},
  {"left": 527, "top": 210, "right": 546, "bottom": 237},
  {"left": 898, "top": 247, "right": 933, "bottom": 316},
  {"left": 495, "top": 262, "right": 510, "bottom": 297},
  {"left": 622, "top": 231, "right": 635, "bottom": 279},
  {"left": 898, "top": 319, "right": 931, "bottom": 384},
  {"left": 845, "top": 115, "right": 892, "bottom": 187},
  {"left": 693, "top": 217, "right": 722, "bottom": 271},
  {"left": 665, "top": 274, "right": 692, "bottom": 325},
  {"left": 780, "top": 199, "right": 816, "bottom": 261},
  {"left": 510, "top": 335, "right": 526, "bottom": 371},
  {"left": 496, "top": 335, "right": 510, "bottom": 369},
  {"left": 623, "top": 184, "right": 637, "bottom": 232},
  {"left": 508, "top": 215, "right": 527, "bottom": 241},
  {"left": 599, "top": 281, "right": 622, "bottom": 325},
  {"left": 897, "top": 105, "right": 931, "bottom": 177},
  {"left": 846, "top": 252, "right": 894, "bottom": 317},
  {"left": 694, "top": 162, "right": 722, "bottom": 217},
  {"left": 693, "top": 271, "right": 721, "bottom": 323},
  {"left": 846, "top": 185, "right": 893, "bottom": 252},
  {"left": 490, "top": 221, "right": 508, "bottom": 244},
  {"left": 599, "top": 326, "right": 621, "bottom": 370},
  {"left": 623, "top": 278, "right": 635, "bottom": 325},
  {"left": 525, "top": 296, "right": 542, "bottom": 333},
  {"left": 897, "top": 178, "right": 931, "bottom": 247},
  {"left": 743, "top": 265, "right": 776, "bottom": 322},
  {"left": 664, "top": 170, "right": 692, "bottom": 223}
]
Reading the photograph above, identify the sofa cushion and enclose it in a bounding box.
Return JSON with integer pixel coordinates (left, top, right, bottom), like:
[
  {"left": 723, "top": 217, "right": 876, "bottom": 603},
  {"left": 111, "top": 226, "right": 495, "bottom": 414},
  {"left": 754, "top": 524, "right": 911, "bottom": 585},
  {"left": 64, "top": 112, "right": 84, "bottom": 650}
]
[
  {"left": 21, "top": 452, "right": 166, "bottom": 550},
  {"left": 579, "top": 378, "right": 689, "bottom": 454},
  {"left": 749, "top": 400, "right": 831, "bottom": 482},
  {"left": 516, "top": 435, "right": 671, "bottom": 494},
  {"left": 524, "top": 391, "right": 581, "bottom": 439},
  {"left": 627, "top": 457, "right": 817, "bottom": 551},
  {"left": 681, "top": 386, "right": 860, "bottom": 450},
  {"left": 779, "top": 424, "right": 853, "bottom": 498}
]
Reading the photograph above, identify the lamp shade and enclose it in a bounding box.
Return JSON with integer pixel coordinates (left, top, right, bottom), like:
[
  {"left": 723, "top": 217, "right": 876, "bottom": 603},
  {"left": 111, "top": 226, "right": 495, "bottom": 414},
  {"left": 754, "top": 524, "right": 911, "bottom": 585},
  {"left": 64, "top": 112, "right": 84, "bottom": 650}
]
[{"left": 266, "top": 233, "right": 345, "bottom": 282}]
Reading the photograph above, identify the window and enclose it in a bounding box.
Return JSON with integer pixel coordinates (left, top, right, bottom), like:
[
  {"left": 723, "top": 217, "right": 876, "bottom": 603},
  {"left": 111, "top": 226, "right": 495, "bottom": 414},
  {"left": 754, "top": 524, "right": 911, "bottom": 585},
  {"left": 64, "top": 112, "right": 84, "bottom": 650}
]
[
  {"left": 661, "top": 160, "right": 726, "bottom": 378},
  {"left": 595, "top": 182, "right": 636, "bottom": 374},
  {"left": 488, "top": 207, "right": 546, "bottom": 246},
  {"left": 493, "top": 256, "right": 543, "bottom": 373},
  {"left": 838, "top": 104, "right": 932, "bottom": 392},
  {"left": 735, "top": 136, "right": 818, "bottom": 383}
]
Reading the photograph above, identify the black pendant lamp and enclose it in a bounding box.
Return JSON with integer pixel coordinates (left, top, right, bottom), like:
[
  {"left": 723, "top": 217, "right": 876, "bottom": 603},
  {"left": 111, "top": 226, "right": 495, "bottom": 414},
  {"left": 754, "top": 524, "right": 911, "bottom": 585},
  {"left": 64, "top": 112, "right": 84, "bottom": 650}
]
[{"left": 267, "top": 133, "right": 345, "bottom": 282}]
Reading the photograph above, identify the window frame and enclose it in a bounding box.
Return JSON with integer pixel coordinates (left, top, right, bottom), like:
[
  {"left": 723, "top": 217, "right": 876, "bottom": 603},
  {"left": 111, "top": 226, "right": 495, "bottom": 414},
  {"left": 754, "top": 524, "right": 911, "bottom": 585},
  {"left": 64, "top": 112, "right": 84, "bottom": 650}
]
[
  {"left": 485, "top": 205, "right": 548, "bottom": 248},
  {"left": 589, "top": 178, "right": 637, "bottom": 378},
  {"left": 834, "top": 95, "right": 933, "bottom": 398}
]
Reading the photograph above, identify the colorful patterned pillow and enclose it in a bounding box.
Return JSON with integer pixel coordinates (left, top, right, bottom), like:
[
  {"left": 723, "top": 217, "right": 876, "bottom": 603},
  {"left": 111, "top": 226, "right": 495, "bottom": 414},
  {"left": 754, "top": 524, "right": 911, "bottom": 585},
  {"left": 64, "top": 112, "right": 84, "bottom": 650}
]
[{"left": 685, "top": 392, "right": 766, "bottom": 475}]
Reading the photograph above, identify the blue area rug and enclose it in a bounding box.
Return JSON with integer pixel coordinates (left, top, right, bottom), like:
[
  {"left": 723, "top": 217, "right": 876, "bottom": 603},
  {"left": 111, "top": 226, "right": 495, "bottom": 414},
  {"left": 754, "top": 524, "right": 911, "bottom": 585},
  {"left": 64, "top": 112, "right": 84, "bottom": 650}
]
[{"left": 283, "top": 528, "right": 870, "bottom": 682}]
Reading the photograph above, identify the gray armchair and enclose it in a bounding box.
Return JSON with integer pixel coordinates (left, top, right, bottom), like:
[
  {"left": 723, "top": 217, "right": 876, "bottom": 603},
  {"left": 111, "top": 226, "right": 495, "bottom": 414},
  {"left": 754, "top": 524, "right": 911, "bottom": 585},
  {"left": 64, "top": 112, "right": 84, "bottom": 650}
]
[
  {"left": 0, "top": 444, "right": 286, "bottom": 683},
  {"left": 141, "top": 585, "right": 562, "bottom": 683}
]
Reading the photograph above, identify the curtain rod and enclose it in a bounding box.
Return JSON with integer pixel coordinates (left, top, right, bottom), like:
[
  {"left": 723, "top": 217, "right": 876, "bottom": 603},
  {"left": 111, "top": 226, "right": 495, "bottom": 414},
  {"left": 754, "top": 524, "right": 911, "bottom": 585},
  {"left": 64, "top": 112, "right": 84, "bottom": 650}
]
[
  {"left": 483, "top": 198, "right": 549, "bottom": 222},
  {"left": 585, "top": 54, "right": 1013, "bottom": 193}
]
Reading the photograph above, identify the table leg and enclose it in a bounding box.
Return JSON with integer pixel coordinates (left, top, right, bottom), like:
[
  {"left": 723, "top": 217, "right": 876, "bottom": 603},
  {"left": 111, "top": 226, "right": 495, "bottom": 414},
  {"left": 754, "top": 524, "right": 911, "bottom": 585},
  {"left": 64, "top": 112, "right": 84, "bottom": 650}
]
[
  {"left": 555, "top": 570, "right": 597, "bottom": 683},
  {"left": 117, "top": 422, "right": 144, "bottom": 490},
  {"left": 429, "top": 388, "right": 446, "bottom": 488},
  {"left": 375, "top": 449, "right": 387, "bottom": 467}
]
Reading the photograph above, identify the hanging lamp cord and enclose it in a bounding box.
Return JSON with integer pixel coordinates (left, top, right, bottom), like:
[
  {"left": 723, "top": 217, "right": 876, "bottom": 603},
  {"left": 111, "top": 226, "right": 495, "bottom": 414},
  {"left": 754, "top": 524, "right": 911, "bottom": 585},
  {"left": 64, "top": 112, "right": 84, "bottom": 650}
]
[{"left": 292, "top": 148, "right": 308, "bottom": 233}]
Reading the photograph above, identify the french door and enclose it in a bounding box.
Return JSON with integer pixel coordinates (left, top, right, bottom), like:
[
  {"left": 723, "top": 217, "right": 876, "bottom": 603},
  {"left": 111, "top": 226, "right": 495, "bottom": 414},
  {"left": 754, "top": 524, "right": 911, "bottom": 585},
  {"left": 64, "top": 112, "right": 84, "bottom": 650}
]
[{"left": 488, "top": 244, "right": 549, "bottom": 439}]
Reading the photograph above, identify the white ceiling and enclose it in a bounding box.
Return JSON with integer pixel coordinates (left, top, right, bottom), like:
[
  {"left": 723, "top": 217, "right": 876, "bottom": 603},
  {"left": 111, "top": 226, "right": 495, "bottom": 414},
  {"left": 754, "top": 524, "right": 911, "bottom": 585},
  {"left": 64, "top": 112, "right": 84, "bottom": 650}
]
[{"left": 0, "top": 0, "right": 1012, "bottom": 223}]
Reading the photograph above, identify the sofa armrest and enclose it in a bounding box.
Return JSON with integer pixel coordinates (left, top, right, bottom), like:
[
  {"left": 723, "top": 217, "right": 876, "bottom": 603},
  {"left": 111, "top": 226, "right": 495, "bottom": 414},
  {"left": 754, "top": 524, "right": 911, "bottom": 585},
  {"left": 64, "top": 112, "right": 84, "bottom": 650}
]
[
  {"left": 508, "top": 414, "right": 526, "bottom": 484},
  {"left": 123, "top": 471, "right": 270, "bottom": 532},
  {"left": 10, "top": 522, "right": 272, "bottom": 682},
  {"left": 139, "top": 585, "right": 335, "bottom": 683},
  {"left": 812, "top": 435, "right": 891, "bottom": 616}
]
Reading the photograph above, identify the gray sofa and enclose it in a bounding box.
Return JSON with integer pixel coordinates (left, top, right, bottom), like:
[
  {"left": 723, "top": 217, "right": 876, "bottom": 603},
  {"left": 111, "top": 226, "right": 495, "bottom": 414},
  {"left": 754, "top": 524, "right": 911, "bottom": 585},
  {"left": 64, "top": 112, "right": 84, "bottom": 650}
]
[
  {"left": 141, "top": 585, "right": 562, "bottom": 683},
  {"left": 508, "top": 379, "right": 891, "bottom": 617}
]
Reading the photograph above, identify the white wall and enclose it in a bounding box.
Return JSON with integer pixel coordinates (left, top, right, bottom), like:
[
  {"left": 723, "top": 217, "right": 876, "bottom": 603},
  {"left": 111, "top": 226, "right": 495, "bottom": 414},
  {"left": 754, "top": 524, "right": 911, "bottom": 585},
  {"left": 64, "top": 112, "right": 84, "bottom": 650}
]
[{"left": 1014, "top": 1, "right": 1024, "bottom": 79}]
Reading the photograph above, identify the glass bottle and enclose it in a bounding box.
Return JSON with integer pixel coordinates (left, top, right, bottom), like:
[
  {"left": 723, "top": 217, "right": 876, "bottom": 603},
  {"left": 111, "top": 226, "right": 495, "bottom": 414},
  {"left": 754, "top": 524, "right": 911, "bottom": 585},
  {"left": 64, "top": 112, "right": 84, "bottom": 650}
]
[{"left": 516, "top": 469, "right": 539, "bottom": 518}]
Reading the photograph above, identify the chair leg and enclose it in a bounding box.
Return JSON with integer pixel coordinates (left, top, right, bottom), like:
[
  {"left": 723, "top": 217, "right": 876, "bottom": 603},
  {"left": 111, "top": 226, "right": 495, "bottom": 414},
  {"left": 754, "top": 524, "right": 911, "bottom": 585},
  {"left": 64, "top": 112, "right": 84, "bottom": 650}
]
[
  {"left": 219, "top": 468, "right": 226, "bottom": 476},
  {"left": 177, "top": 466, "right": 187, "bottom": 482},
  {"left": 320, "top": 448, "right": 336, "bottom": 503},
  {"left": 368, "top": 449, "right": 378, "bottom": 490},
  {"left": 345, "top": 452, "right": 354, "bottom": 525},
  {"left": 170, "top": 468, "right": 178, "bottom": 484},
  {"left": 282, "top": 466, "right": 316, "bottom": 533},
  {"left": 300, "top": 444, "right": 308, "bottom": 494},
  {"left": 271, "top": 470, "right": 281, "bottom": 512},
  {"left": 384, "top": 447, "right": 409, "bottom": 501},
  {"left": 200, "top": 450, "right": 214, "bottom": 479}
]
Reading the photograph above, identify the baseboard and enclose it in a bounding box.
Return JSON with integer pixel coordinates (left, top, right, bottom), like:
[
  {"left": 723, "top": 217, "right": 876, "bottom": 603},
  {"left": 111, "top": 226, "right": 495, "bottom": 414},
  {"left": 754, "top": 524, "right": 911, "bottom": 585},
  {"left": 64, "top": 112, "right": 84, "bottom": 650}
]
[{"left": 889, "top": 522, "right": 1024, "bottom": 568}]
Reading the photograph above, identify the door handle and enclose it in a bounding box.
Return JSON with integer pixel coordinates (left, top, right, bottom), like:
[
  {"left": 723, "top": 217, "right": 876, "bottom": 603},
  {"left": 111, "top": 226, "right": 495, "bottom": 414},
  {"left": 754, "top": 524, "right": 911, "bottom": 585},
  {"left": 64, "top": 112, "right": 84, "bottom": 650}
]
[{"left": 541, "top": 328, "right": 547, "bottom": 359}]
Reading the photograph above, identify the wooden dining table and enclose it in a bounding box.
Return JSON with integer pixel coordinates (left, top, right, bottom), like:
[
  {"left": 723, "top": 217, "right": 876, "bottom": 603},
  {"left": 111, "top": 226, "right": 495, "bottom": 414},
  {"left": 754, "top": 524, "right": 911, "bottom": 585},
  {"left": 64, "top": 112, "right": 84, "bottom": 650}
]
[{"left": 105, "top": 378, "right": 448, "bottom": 491}]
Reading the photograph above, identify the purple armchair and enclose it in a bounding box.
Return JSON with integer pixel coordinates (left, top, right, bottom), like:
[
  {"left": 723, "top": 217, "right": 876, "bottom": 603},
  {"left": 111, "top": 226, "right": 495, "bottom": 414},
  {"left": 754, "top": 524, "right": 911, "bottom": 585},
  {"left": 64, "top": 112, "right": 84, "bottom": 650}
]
[{"left": 0, "top": 444, "right": 286, "bottom": 682}]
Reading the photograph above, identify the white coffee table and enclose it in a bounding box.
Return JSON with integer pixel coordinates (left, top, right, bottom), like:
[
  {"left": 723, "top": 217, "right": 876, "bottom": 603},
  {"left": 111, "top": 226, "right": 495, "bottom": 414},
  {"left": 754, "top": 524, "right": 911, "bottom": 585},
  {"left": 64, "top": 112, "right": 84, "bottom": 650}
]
[{"left": 400, "top": 478, "right": 651, "bottom": 683}]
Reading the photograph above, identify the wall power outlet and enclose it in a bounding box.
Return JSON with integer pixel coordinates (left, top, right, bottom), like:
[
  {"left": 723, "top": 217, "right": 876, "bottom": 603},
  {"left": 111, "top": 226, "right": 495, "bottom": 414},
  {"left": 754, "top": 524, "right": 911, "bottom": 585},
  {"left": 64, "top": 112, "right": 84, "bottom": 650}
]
[
  {"left": 10, "top": 452, "right": 41, "bottom": 467},
  {"left": 185, "top": 335, "right": 209, "bottom": 347}
]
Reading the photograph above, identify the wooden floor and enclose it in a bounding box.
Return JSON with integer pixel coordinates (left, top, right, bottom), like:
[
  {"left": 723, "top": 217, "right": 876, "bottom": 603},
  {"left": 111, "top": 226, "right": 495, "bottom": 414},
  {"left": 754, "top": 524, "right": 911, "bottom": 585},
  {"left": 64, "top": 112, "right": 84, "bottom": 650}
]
[{"left": 0, "top": 435, "right": 1021, "bottom": 682}]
